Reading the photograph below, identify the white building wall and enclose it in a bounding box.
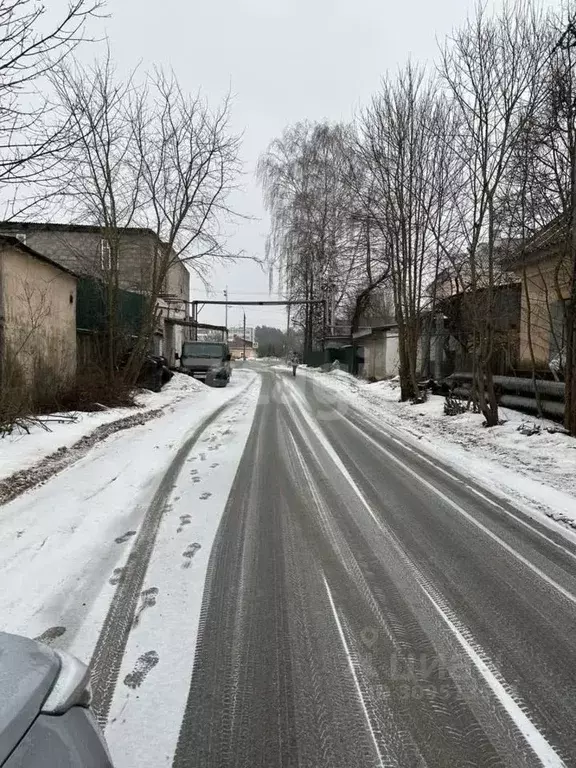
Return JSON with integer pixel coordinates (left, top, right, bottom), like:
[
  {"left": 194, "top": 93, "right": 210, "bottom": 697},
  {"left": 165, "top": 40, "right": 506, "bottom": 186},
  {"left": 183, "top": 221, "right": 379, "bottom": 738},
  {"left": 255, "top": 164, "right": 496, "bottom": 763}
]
[{"left": 385, "top": 329, "right": 400, "bottom": 377}]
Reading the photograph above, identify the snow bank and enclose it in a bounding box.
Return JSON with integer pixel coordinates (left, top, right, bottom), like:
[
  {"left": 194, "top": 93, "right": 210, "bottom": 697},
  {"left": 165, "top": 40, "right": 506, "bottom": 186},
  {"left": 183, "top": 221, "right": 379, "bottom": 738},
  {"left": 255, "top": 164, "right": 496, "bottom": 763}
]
[
  {"left": 0, "top": 374, "right": 211, "bottom": 483},
  {"left": 304, "top": 368, "right": 576, "bottom": 532},
  {"left": 0, "top": 371, "right": 258, "bottom": 665}
]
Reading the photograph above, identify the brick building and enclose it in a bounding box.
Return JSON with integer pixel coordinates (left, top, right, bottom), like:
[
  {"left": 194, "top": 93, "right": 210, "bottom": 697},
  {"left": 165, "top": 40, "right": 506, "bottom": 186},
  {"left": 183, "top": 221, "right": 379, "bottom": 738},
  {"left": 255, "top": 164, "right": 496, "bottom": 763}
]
[{"left": 0, "top": 222, "right": 191, "bottom": 366}]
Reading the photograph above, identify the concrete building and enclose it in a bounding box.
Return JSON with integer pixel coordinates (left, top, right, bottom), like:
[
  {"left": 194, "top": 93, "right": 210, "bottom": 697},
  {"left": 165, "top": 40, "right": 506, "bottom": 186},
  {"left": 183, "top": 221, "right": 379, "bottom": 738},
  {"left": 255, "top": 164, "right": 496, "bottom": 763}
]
[
  {"left": 509, "top": 218, "right": 571, "bottom": 374},
  {"left": 229, "top": 335, "right": 257, "bottom": 360},
  {"left": 0, "top": 223, "right": 191, "bottom": 367},
  {"left": 353, "top": 324, "right": 400, "bottom": 380},
  {"left": 0, "top": 236, "right": 76, "bottom": 402}
]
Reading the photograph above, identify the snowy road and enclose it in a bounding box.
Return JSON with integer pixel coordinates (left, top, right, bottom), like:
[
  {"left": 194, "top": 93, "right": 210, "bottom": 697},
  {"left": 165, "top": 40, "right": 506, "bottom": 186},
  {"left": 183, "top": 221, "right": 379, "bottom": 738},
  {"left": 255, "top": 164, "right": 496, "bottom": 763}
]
[
  {"left": 2, "top": 365, "right": 576, "bottom": 767},
  {"left": 173, "top": 367, "right": 576, "bottom": 768}
]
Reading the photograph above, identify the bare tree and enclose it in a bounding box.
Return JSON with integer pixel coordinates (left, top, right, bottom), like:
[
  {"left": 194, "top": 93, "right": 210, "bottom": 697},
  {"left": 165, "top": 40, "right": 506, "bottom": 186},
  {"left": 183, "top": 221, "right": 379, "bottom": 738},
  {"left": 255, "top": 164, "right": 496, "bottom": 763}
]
[
  {"left": 49, "top": 52, "right": 143, "bottom": 380},
  {"left": 125, "top": 69, "right": 241, "bottom": 381},
  {"left": 516, "top": 4, "right": 576, "bottom": 435},
  {"left": 0, "top": 0, "right": 102, "bottom": 211},
  {"left": 47, "top": 58, "right": 241, "bottom": 385},
  {"left": 440, "top": 1, "right": 546, "bottom": 425},
  {"left": 357, "top": 64, "right": 446, "bottom": 401}
]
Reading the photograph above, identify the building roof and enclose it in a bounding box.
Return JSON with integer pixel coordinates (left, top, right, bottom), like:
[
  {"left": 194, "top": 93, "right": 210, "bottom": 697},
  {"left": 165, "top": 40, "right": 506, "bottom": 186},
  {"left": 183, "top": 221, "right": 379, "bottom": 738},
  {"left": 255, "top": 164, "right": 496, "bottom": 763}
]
[
  {"left": 352, "top": 322, "right": 397, "bottom": 340},
  {"left": 0, "top": 235, "right": 77, "bottom": 278},
  {"left": 229, "top": 334, "right": 254, "bottom": 348},
  {"left": 0, "top": 221, "right": 157, "bottom": 237},
  {"left": 508, "top": 216, "right": 569, "bottom": 269}
]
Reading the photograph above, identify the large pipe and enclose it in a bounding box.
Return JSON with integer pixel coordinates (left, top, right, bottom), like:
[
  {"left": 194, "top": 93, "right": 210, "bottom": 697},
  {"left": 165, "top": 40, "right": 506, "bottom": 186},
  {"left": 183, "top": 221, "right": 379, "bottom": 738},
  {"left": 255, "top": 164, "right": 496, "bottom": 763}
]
[
  {"left": 451, "top": 387, "right": 565, "bottom": 419},
  {"left": 499, "top": 394, "right": 565, "bottom": 418},
  {"left": 448, "top": 373, "right": 565, "bottom": 399}
]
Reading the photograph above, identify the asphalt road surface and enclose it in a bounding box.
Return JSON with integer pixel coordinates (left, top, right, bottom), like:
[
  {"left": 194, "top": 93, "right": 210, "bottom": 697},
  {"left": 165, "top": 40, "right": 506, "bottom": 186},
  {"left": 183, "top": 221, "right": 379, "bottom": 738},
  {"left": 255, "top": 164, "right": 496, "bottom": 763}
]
[{"left": 172, "top": 367, "right": 576, "bottom": 768}]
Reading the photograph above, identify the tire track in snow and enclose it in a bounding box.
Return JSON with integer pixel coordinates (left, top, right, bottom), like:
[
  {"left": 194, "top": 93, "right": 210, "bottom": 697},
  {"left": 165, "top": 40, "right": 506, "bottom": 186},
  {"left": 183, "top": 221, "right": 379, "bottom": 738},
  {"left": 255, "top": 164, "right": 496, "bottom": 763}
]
[{"left": 89, "top": 379, "right": 256, "bottom": 726}]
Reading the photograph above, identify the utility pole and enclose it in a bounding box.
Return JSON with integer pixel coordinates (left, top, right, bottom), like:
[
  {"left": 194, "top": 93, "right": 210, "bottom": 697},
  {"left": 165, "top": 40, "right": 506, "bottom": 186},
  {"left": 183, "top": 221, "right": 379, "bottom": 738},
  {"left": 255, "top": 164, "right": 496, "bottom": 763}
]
[
  {"left": 330, "top": 288, "right": 336, "bottom": 335},
  {"left": 242, "top": 311, "right": 246, "bottom": 361},
  {"left": 286, "top": 302, "right": 291, "bottom": 361},
  {"left": 223, "top": 287, "right": 228, "bottom": 335}
]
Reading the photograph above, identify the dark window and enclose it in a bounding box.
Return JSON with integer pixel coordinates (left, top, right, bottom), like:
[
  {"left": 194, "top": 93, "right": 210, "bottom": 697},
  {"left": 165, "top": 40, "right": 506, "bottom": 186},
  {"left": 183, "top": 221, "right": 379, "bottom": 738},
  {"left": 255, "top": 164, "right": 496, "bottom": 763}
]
[{"left": 182, "top": 342, "right": 225, "bottom": 359}]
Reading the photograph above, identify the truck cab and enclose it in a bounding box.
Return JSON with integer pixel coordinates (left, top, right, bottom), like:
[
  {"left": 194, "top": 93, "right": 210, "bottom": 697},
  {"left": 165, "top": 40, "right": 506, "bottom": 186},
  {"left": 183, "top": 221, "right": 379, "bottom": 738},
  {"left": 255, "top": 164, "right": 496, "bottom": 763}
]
[{"left": 179, "top": 341, "right": 232, "bottom": 386}]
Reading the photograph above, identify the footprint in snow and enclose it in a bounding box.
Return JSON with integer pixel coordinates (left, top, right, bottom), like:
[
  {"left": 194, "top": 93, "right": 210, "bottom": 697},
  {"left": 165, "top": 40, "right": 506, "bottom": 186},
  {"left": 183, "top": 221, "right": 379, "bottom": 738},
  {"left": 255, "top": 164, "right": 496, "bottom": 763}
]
[
  {"left": 115, "top": 530, "right": 136, "bottom": 544},
  {"left": 199, "top": 452, "right": 206, "bottom": 462},
  {"left": 109, "top": 567, "right": 125, "bottom": 586},
  {"left": 177, "top": 515, "right": 191, "bottom": 533},
  {"left": 192, "top": 476, "right": 201, "bottom": 484},
  {"left": 210, "top": 462, "right": 219, "bottom": 469},
  {"left": 182, "top": 543, "right": 201, "bottom": 568},
  {"left": 123, "top": 650, "right": 159, "bottom": 689},
  {"left": 35, "top": 626, "right": 66, "bottom": 645},
  {"left": 133, "top": 587, "right": 159, "bottom": 628},
  {"left": 208, "top": 445, "right": 220, "bottom": 452},
  {"left": 200, "top": 492, "right": 212, "bottom": 500},
  {"left": 190, "top": 469, "right": 199, "bottom": 475}
]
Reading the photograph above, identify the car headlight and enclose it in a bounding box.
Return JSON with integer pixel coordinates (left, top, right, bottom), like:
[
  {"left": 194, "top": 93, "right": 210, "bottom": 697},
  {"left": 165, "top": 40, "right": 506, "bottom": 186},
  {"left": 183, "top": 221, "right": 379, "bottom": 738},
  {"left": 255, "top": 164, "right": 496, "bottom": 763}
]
[{"left": 41, "top": 650, "right": 92, "bottom": 714}]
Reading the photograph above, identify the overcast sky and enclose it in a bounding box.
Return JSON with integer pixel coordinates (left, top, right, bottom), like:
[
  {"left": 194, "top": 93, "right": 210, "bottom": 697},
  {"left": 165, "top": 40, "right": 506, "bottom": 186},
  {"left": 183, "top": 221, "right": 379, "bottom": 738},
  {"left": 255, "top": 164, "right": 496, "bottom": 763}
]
[{"left": 85, "top": 0, "right": 546, "bottom": 328}]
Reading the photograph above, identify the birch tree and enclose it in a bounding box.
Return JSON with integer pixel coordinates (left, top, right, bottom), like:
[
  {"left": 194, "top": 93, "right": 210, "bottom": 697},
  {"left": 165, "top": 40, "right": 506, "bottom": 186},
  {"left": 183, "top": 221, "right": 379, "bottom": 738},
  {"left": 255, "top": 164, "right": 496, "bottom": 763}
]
[{"left": 259, "top": 122, "right": 359, "bottom": 354}]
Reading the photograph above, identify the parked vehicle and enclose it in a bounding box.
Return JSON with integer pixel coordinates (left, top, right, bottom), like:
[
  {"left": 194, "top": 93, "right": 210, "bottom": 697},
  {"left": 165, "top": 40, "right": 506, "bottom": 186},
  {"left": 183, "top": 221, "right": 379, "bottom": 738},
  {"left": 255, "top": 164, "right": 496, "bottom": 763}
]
[
  {"left": 0, "top": 631, "right": 113, "bottom": 767},
  {"left": 138, "top": 355, "right": 173, "bottom": 392},
  {"left": 177, "top": 341, "right": 232, "bottom": 387}
]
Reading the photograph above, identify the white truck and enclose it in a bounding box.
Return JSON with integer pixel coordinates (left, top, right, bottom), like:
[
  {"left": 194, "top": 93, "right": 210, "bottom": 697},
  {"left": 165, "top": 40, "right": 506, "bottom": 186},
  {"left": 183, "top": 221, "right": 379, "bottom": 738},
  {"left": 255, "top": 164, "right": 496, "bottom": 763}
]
[{"left": 178, "top": 341, "right": 232, "bottom": 387}]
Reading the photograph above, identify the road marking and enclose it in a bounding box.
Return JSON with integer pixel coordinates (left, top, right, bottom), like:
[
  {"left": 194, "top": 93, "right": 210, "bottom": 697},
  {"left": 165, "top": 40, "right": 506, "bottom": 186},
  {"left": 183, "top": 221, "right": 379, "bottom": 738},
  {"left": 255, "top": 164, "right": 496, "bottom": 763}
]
[
  {"left": 285, "top": 378, "right": 571, "bottom": 765},
  {"left": 464, "top": 484, "right": 576, "bottom": 565},
  {"left": 340, "top": 414, "right": 576, "bottom": 609},
  {"left": 322, "top": 574, "right": 386, "bottom": 768},
  {"left": 347, "top": 406, "right": 576, "bottom": 559},
  {"left": 419, "top": 583, "right": 566, "bottom": 768}
]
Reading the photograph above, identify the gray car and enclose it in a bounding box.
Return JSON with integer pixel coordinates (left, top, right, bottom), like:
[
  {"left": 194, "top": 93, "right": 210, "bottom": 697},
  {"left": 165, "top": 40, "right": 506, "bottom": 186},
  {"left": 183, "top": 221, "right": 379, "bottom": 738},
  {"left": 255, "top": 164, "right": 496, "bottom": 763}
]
[{"left": 0, "top": 632, "right": 113, "bottom": 767}]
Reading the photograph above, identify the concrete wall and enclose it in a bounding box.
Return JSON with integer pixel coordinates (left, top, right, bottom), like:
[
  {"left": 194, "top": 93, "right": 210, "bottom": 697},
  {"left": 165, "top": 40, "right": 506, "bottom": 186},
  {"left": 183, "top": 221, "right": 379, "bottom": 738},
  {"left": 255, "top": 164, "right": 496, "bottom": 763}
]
[
  {"left": 166, "top": 259, "right": 190, "bottom": 301},
  {"left": 2, "top": 229, "right": 159, "bottom": 295},
  {"left": 514, "top": 253, "right": 571, "bottom": 370},
  {"left": 1, "top": 245, "right": 76, "bottom": 391},
  {"left": 0, "top": 227, "right": 195, "bottom": 372},
  {"left": 363, "top": 337, "right": 385, "bottom": 379},
  {"left": 230, "top": 346, "right": 256, "bottom": 360},
  {"left": 385, "top": 329, "right": 400, "bottom": 377},
  {"left": 361, "top": 329, "right": 400, "bottom": 380},
  {"left": 0, "top": 227, "right": 191, "bottom": 303}
]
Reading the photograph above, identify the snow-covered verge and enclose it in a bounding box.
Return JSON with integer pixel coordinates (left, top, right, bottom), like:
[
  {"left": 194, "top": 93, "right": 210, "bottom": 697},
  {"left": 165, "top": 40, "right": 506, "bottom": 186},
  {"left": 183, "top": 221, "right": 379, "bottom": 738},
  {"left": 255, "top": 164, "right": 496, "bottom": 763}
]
[
  {"left": 0, "top": 373, "right": 206, "bottom": 487},
  {"left": 303, "top": 368, "right": 576, "bottom": 533},
  {"left": 105, "top": 380, "right": 261, "bottom": 768},
  {"left": 0, "top": 371, "right": 258, "bottom": 670}
]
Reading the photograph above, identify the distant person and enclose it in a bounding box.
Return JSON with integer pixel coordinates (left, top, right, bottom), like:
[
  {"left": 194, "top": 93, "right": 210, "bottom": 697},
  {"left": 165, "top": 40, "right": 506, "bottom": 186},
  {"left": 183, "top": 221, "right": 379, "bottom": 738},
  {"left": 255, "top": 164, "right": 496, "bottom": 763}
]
[{"left": 289, "top": 352, "right": 299, "bottom": 377}]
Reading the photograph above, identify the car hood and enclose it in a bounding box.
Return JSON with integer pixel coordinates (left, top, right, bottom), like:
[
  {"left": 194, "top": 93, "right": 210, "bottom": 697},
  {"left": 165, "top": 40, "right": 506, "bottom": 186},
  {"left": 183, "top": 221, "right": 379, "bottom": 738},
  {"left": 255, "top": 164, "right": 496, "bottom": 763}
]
[{"left": 0, "top": 632, "right": 60, "bottom": 762}]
